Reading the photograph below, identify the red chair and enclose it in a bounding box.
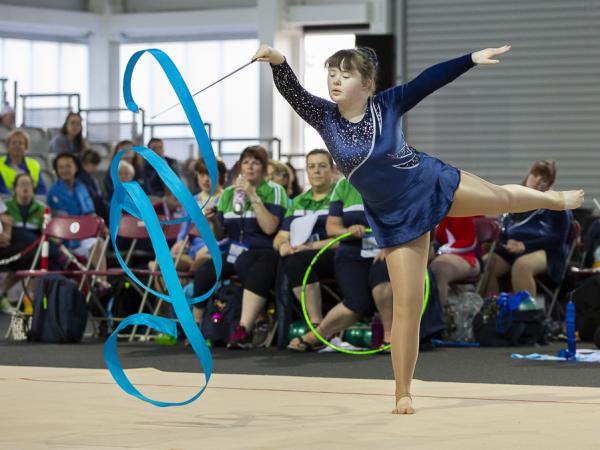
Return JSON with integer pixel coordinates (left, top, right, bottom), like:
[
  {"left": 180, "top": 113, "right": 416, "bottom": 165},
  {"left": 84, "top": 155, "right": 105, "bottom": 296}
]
[
  {"left": 125, "top": 219, "right": 182, "bottom": 341},
  {"left": 6, "top": 215, "right": 108, "bottom": 339}
]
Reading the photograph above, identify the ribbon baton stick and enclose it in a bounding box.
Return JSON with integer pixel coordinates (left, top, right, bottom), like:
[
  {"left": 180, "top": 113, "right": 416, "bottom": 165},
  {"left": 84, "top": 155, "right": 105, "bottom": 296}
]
[{"left": 150, "top": 59, "right": 257, "bottom": 120}]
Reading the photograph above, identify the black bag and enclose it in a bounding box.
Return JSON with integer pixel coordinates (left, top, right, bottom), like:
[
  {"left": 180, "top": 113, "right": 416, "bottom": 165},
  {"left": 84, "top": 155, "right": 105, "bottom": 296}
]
[
  {"left": 29, "top": 275, "right": 88, "bottom": 343},
  {"left": 573, "top": 275, "right": 600, "bottom": 341},
  {"left": 473, "top": 298, "right": 549, "bottom": 346},
  {"left": 201, "top": 282, "right": 242, "bottom": 345}
]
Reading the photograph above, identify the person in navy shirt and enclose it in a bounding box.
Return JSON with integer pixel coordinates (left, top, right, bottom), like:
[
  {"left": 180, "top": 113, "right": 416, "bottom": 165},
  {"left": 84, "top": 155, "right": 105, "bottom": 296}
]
[{"left": 482, "top": 160, "right": 572, "bottom": 297}]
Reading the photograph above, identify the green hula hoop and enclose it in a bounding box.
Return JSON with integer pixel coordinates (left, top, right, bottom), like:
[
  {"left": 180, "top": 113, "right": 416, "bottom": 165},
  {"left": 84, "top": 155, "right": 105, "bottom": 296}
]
[{"left": 300, "top": 228, "right": 430, "bottom": 355}]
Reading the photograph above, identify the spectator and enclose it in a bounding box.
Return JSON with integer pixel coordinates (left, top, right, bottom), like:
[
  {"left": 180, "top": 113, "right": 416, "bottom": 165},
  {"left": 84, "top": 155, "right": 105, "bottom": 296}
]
[
  {"left": 482, "top": 160, "right": 572, "bottom": 297},
  {"left": 287, "top": 177, "right": 393, "bottom": 351},
  {"left": 285, "top": 161, "right": 302, "bottom": 198},
  {"left": 48, "top": 112, "right": 86, "bottom": 155},
  {"left": 78, "top": 149, "right": 108, "bottom": 221},
  {"left": 142, "top": 137, "right": 180, "bottom": 197},
  {"left": 181, "top": 157, "right": 201, "bottom": 194},
  {"left": 172, "top": 159, "right": 228, "bottom": 273},
  {"left": 0, "top": 197, "right": 17, "bottom": 314},
  {"left": 0, "top": 129, "right": 47, "bottom": 195},
  {"left": 267, "top": 160, "right": 290, "bottom": 189},
  {"left": 0, "top": 106, "right": 15, "bottom": 128},
  {"left": 193, "top": 145, "right": 288, "bottom": 349},
  {"left": 5, "top": 172, "right": 60, "bottom": 273},
  {"left": 47, "top": 152, "right": 108, "bottom": 277},
  {"left": 273, "top": 149, "right": 336, "bottom": 328},
  {"left": 118, "top": 160, "right": 135, "bottom": 183},
  {"left": 103, "top": 139, "right": 144, "bottom": 198}
]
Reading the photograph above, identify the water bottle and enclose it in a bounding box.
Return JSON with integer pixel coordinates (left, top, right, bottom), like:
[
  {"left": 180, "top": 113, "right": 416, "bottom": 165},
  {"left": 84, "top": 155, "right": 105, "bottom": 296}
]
[
  {"left": 370, "top": 314, "right": 384, "bottom": 348},
  {"left": 233, "top": 175, "right": 246, "bottom": 215},
  {"left": 566, "top": 300, "right": 576, "bottom": 359},
  {"left": 592, "top": 246, "right": 600, "bottom": 269},
  {"left": 518, "top": 294, "right": 539, "bottom": 311}
]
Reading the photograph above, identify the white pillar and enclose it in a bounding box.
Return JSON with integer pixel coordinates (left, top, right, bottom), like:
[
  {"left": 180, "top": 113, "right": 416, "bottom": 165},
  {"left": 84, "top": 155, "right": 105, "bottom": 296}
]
[{"left": 88, "top": 25, "right": 120, "bottom": 109}]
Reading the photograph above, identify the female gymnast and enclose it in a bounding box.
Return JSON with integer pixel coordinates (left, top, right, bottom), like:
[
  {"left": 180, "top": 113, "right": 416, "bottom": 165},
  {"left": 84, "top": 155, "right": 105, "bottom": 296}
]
[{"left": 252, "top": 43, "right": 584, "bottom": 414}]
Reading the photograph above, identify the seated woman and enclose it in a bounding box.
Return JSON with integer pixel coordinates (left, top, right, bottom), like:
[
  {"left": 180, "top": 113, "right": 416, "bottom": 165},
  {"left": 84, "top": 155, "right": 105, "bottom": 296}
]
[
  {"left": 482, "top": 160, "right": 572, "bottom": 298},
  {"left": 194, "top": 145, "right": 288, "bottom": 349},
  {"left": 273, "top": 149, "right": 336, "bottom": 329},
  {"left": 287, "top": 177, "right": 393, "bottom": 351},
  {"left": 171, "top": 159, "right": 228, "bottom": 273},
  {"left": 430, "top": 216, "right": 480, "bottom": 309},
  {"left": 267, "top": 159, "right": 291, "bottom": 189},
  {"left": 1, "top": 173, "right": 61, "bottom": 306},
  {"left": 48, "top": 112, "right": 86, "bottom": 156},
  {"left": 47, "top": 152, "right": 108, "bottom": 280},
  {"left": 0, "top": 129, "right": 47, "bottom": 195},
  {"left": 157, "top": 159, "right": 228, "bottom": 332}
]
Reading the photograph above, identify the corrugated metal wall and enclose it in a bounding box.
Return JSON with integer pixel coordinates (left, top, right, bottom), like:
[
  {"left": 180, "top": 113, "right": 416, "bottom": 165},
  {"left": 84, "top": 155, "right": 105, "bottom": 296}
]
[{"left": 403, "top": 0, "right": 600, "bottom": 206}]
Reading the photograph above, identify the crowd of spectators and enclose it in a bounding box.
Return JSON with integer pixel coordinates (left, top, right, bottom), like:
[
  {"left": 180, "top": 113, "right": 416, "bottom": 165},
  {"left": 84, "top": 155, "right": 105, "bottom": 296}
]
[{"left": 0, "top": 111, "right": 595, "bottom": 349}]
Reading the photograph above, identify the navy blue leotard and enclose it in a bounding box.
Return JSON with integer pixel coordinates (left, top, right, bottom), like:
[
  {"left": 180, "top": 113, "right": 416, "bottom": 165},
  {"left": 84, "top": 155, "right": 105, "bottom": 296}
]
[{"left": 271, "top": 54, "right": 475, "bottom": 247}]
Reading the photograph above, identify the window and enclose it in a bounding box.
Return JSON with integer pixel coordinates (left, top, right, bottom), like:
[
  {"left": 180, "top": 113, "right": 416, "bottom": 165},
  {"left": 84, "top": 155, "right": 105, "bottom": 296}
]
[
  {"left": 120, "top": 39, "right": 259, "bottom": 163},
  {"left": 0, "top": 37, "right": 88, "bottom": 124}
]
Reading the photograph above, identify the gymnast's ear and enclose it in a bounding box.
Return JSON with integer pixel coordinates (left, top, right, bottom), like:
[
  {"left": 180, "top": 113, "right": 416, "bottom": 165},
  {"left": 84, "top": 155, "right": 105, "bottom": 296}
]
[{"left": 362, "top": 77, "right": 375, "bottom": 95}]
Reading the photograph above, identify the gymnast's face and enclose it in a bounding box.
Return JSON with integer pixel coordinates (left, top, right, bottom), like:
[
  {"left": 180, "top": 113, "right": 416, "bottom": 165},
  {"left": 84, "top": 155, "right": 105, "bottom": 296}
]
[{"left": 327, "top": 67, "right": 371, "bottom": 106}]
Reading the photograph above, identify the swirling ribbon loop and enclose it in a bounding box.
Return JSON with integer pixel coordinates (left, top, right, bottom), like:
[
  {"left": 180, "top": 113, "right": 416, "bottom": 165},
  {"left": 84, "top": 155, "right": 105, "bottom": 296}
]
[{"left": 103, "top": 48, "right": 222, "bottom": 407}]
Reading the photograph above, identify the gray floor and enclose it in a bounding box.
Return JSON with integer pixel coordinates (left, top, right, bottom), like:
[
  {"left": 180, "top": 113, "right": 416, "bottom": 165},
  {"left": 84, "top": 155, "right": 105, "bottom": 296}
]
[{"left": 2, "top": 314, "right": 599, "bottom": 387}]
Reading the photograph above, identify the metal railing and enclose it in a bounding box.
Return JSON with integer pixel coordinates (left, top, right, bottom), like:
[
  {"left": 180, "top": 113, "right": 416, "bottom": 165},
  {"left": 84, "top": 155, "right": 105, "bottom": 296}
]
[
  {"left": 210, "top": 137, "right": 282, "bottom": 160},
  {"left": 80, "top": 107, "right": 145, "bottom": 144},
  {"left": 143, "top": 121, "right": 212, "bottom": 160},
  {"left": 20, "top": 93, "right": 80, "bottom": 128}
]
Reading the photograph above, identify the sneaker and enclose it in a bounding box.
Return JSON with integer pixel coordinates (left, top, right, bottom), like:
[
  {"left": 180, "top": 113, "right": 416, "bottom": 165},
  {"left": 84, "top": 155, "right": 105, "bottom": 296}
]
[
  {"left": 0, "top": 297, "right": 16, "bottom": 315},
  {"left": 227, "top": 324, "right": 252, "bottom": 349}
]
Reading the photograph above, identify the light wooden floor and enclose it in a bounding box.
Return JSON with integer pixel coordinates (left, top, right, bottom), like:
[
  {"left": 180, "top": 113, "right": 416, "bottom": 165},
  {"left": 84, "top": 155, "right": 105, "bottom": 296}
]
[{"left": 2, "top": 365, "right": 599, "bottom": 450}]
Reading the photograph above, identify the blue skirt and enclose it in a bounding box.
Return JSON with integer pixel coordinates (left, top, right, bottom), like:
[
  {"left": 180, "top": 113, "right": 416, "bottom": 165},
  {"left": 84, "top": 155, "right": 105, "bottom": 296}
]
[{"left": 363, "top": 154, "right": 461, "bottom": 248}]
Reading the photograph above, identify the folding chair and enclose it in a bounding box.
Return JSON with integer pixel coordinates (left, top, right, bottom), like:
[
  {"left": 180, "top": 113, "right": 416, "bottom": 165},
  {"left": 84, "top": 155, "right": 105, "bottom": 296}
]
[
  {"left": 537, "top": 219, "right": 582, "bottom": 320},
  {"left": 90, "top": 213, "right": 155, "bottom": 334},
  {"left": 125, "top": 220, "right": 183, "bottom": 341},
  {"left": 6, "top": 215, "right": 108, "bottom": 339}
]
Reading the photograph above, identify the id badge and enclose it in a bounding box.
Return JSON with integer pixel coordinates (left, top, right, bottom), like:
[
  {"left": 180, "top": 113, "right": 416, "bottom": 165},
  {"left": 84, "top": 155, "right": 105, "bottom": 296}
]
[
  {"left": 227, "top": 241, "right": 249, "bottom": 264},
  {"left": 360, "top": 233, "right": 379, "bottom": 258}
]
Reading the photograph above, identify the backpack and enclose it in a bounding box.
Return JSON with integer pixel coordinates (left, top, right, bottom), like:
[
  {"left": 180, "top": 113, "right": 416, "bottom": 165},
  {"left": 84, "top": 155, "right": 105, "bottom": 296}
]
[
  {"left": 473, "top": 296, "right": 550, "bottom": 346},
  {"left": 200, "top": 282, "right": 242, "bottom": 345},
  {"left": 28, "top": 275, "right": 88, "bottom": 343},
  {"left": 572, "top": 275, "right": 600, "bottom": 341}
]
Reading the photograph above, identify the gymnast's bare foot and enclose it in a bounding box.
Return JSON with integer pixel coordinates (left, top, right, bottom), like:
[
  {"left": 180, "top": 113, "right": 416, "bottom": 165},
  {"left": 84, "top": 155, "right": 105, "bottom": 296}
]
[
  {"left": 392, "top": 394, "right": 415, "bottom": 415},
  {"left": 554, "top": 190, "right": 584, "bottom": 210}
]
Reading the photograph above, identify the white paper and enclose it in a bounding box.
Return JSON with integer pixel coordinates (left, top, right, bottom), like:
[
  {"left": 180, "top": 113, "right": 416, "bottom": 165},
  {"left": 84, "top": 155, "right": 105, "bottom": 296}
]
[
  {"left": 361, "top": 234, "right": 379, "bottom": 258},
  {"left": 290, "top": 214, "right": 319, "bottom": 247}
]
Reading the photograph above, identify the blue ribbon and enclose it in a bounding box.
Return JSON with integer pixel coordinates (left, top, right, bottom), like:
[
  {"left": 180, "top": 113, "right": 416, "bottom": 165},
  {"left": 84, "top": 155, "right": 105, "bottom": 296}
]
[{"left": 103, "top": 48, "right": 222, "bottom": 407}]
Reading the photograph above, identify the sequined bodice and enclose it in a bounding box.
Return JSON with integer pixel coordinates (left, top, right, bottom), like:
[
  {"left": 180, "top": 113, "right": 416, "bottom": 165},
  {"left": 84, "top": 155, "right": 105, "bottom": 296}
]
[{"left": 271, "top": 55, "right": 474, "bottom": 200}]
